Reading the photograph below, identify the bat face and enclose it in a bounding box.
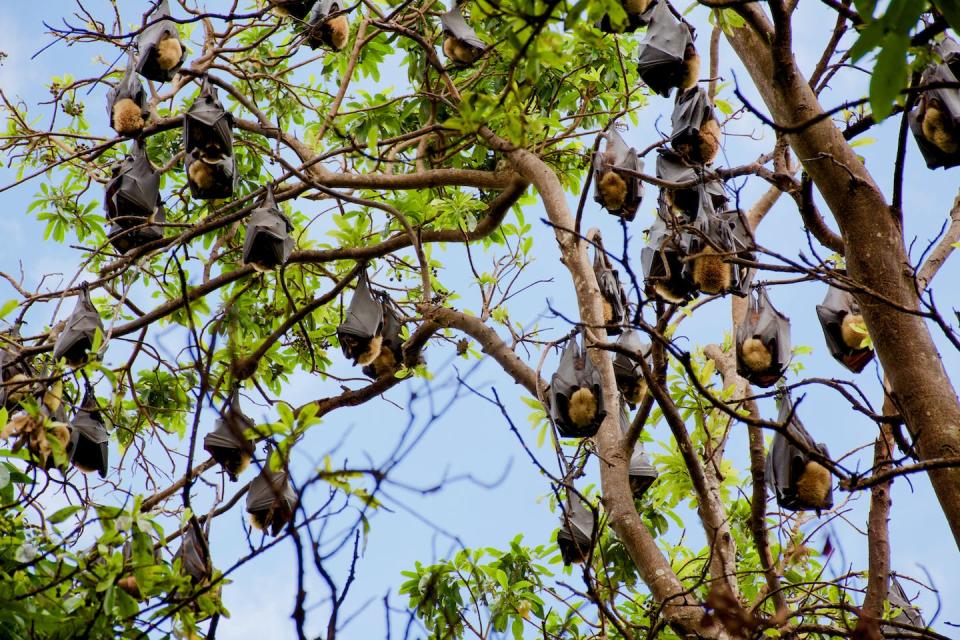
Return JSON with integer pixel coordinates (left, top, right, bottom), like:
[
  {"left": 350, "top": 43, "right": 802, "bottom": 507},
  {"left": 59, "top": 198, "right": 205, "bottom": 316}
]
[
  {"left": 135, "top": 0, "right": 186, "bottom": 83},
  {"left": 53, "top": 288, "right": 104, "bottom": 367},
  {"left": 185, "top": 150, "right": 236, "bottom": 200},
  {"left": 362, "top": 293, "right": 404, "bottom": 378},
  {"left": 670, "top": 88, "right": 720, "bottom": 166},
  {"left": 635, "top": 1, "right": 693, "bottom": 97},
  {"left": 592, "top": 129, "right": 643, "bottom": 220},
  {"left": 641, "top": 215, "right": 695, "bottom": 304},
  {"left": 815, "top": 286, "right": 875, "bottom": 373},
  {"left": 246, "top": 466, "right": 297, "bottom": 537},
  {"left": 336, "top": 273, "right": 385, "bottom": 365},
  {"left": 909, "top": 63, "right": 960, "bottom": 169},
  {"left": 203, "top": 393, "right": 256, "bottom": 482},
  {"left": 549, "top": 334, "right": 606, "bottom": 438},
  {"left": 107, "top": 56, "right": 148, "bottom": 135},
  {"left": 556, "top": 496, "right": 594, "bottom": 565}
]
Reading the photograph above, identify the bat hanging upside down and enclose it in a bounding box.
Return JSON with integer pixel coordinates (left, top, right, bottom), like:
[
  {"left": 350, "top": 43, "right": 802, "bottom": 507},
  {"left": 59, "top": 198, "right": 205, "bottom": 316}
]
[{"left": 443, "top": 36, "right": 482, "bottom": 65}]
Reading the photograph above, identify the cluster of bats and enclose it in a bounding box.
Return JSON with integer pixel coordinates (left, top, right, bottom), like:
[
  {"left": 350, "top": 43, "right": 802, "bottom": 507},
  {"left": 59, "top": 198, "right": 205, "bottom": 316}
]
[{"left": 551, "top": 0, "right": 893, "bottom": 564}]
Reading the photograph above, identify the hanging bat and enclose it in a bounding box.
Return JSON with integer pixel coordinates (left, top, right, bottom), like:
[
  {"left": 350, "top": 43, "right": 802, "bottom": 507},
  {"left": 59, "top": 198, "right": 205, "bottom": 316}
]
[
  {"left": 548, "top": 332, "right": 606, "bottom": 438},
  {"left": 242, "top": 186, "right": 295, "bottom": 272},
  {"left": 337, "top": 271, "right": 384, "bottom": 366},
  {"left": 268, "top": 0, "right": 314, "bottom": 19},
  {"left": 612, "top": 329, "right": 650, "bottom": 407},
  {"left": 617, "top": 406, "right": 658, "bottom": 498},
  {"left": 203, "top": 392, "right": 256, "bottom": 481},
  {"left": 67, "top": 387, "right": 108, "bottom": 477},
  {"left": 593, "top": 244, "right": 628, "bottom": 334},
  {"left": 592, "top": 128, "right": 644, "bottom": 220},
  {"left": 107, "top": 202, "right": 165, "bottom": 254},
  {"left": 735, "top": 287, "right": 791, "bottom": 387},
  {"left": 1, "top": 328, "right": 33, "bottom": 410},
  {"left": 185, "top": 149, "right": 236, "bottom": 200},
  {"left": 107, "top": 55, "right": 149, "bottom": 137},
  {"left": 175, "top": 521, "right": 211, "bottom": 584},
  {"left": 306, "top": 0, "right": 350, "bottom": 51},
  {"left": 362, "top": 292, "right": 405, "bottom": 378},
  {"left": 815, "top": 285, "right": 875, "bottom": 373},
  {"left": 884, "top": 575, "right": 925, "bottom": 632},
  {"left": 909, "top": 62, "right": 960, "bottom": 169},
  {"left": 655, "top": 148, "right": 727, "bottom": 221},
  {"left": 105, "top": 142, "right": 161, "bottom": 229},
  {"left": 641, "top": 213, "right": 696, "bottom": 303},
  {"left": 683, "top": 198, "right": 753, "bottom": 297},
  {"left": 118, "top": 536, "right": 161, "bottom": 601},
  {"left": 135, "top": 0, "right": 186, "bottom": 83},
  {"left": 556, "top": 490, "right": 595, "bottom": 565},
  {"left": 184, "top": 79, "right": 234, "bottom": 159},
  {"left": 635, "top": 1, "right": 695, "bottom": 97},
  {"left": 53, "top": 285, "right": 105, "bottom": 366},
  {"left": 765, "top": 393, "right": 833, "bottom": 513},
  {"left": 246, "top": 462, "right": 297, "bottom": 536},
  {"left": 440, "top": 5, "right": 487, "bottom": 66},
  {"left": 670, "top": 87, "right": 721, "bottom": 165}
]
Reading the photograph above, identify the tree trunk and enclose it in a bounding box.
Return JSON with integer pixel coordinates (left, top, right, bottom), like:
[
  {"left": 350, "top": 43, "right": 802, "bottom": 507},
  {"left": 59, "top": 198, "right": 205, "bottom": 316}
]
[{"left": 724, "top": 5, "right": 960, "bottom": 550}]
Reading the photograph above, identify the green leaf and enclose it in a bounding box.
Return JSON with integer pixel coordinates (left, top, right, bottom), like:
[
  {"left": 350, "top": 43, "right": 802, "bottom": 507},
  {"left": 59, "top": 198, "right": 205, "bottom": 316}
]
[
  {"left": 0, "top": 299, "right": 18, "bottom": 320},
  {"left": 869, "top": 33, "right": 909, "bottom": 121},
  {"left": 48, "top": 506, "right": 83, "bottom": 524}
]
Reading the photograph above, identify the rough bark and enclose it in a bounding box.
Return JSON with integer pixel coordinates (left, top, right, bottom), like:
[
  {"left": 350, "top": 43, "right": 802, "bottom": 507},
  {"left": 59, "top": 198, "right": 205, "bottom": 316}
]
[{"left": 723, "top": 3, "right": 960, "bottom": 551}]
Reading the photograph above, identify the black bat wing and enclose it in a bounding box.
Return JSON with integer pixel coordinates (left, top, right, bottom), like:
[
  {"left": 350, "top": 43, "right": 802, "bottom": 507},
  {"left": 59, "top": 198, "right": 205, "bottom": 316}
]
[
  {"left": 54, "top": 289, "right": 104, "bottom": 361},
  {"left": 106, "top": 56, "right": 148, "bottom": 122},
  {"left": 184, "top": 80, "right": 234, "bottom": 155},
  {"left": 135, "top": 0, "right": 185, "bottom": 82},
  {"left": 338, "top": 272, "right": 384, "bottom": 340}
]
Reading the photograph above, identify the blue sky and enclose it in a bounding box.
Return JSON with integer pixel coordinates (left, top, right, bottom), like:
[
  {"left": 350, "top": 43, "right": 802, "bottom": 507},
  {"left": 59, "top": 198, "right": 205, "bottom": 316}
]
[{"left": 1, "top": 1, "right": 959, "bottom": 638}]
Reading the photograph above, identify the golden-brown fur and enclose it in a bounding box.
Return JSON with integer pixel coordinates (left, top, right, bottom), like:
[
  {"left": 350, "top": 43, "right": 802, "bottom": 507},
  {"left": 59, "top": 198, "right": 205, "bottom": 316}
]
[
  {"left": 653, "top": 282, "right": 686, "bottom": 304},
  {"left": 740, "top": 337, "right": 772, "bottom": 372},
  {"left": 443, "top": 36, "right": 481, "bottom": 65},
  {"left": 623, "top": 0, "right": 651, "bottom": 15},
  {"left": 840, "top": 313, "right": 866, "bottom": 349},
  {"left": 921, "top": 101, "right": 958, "bottom": 154},
  {"left": 368, "top": 346, "right": 398, "bottom": 377},
  {"left": 621, "top": 379, "right": 647, "bottom": 406},
  {"left": 326, "top": 15, "right": 349, "bottom": 51},
  {"left": 602, "top": 299, "right": 614, "bottom": 324},
  {"left": 356, "top": 333, "right": 383, "bottom": 366},
  {"left": 42, "top": 379, "right": 62, "bottom": 413},
  {"left": 697, "top": 117, "right": 721, "bottom": 164},
  {"left": 156, "top": 35, "right": 183, "bottom": 71},
  {"left": 568, "top": 387, "right": 598, "bottom": 428},
  {"left": 692, "top": 246, "right": 730, "bottom": 294},
  {"left": 5, "top": 373, "right": 30, "bottom": 405},
  {"left": 117, "top": 575, "right": 142, "bottom": 600},
  {"left": 598, "top": 171, "right": 628, "bottom": 211},
  {"left": 795, "top": 461, "right": 832, "bottom": 508},
  {"left": 680, "top": 44, "right": 700, "bottom": 90},
  {"left": 188, "top": 159, "right": 215, "bottom": 191},
  {"left": 112, "top": 98, "right": 145, "bottom": 136}
]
